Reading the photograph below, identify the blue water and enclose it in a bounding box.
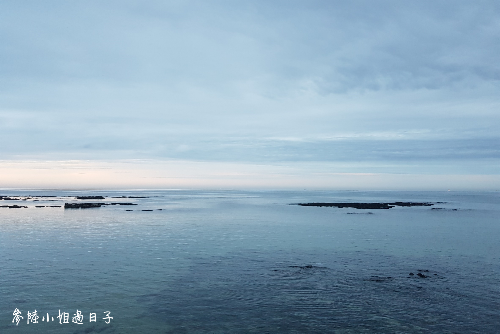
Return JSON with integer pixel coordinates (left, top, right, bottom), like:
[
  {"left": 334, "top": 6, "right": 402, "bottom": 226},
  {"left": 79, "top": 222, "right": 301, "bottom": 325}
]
[{"left": 1, "top": 190, "right": 499, "bottom": 333}]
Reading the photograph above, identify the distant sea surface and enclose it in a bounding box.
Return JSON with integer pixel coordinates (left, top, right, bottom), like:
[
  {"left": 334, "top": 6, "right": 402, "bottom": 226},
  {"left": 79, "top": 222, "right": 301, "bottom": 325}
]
[{"left": 1, "top": 190, "right": 499, "bottom": 333}]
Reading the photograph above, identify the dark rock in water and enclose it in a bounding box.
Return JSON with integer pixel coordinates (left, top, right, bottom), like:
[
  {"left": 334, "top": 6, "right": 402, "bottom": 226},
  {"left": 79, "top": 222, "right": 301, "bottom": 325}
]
[
  {"left": 75, "top": 196, "right": 105, "bottom": 200},
  {"left": 288, "top": 264, "right": 327, "bottom": 270},
  {"left": 64, "top": 203, "right": 104, "bottom": 209},
  {"left": 408, "top": 269, "right": 443, "bottom": 279},
  {"left": 142, "top": 209, "right": 153, "bottom": 212},
  {"left": 126, "top": 210, "right": 133, "bottom": 211},
  {"left": 0, "top": 197, "right": 19, "bottom": 200},
  {"left": 296, "top": 202, "right": 434, "bottom": 209},
  {"left": 367, "top": 276, "right": 394, "bottom": 282},
  {"left": 65, "top": 202, "right": 137, "bottom": 208},
  {"left": 297, "top": 202, "right": 394, "bottom": 209},
  {"left": 35, "top": 206, "right": 46, "bottom": 208},
  {"left": 49, "top": 206, "right": 61, "bottom": 208},
  {"left": 391, "top": 202, "right": 433, "bottom": 207},
  {"left": 0, "top": 205, "right": 28, "bottom": 208}
]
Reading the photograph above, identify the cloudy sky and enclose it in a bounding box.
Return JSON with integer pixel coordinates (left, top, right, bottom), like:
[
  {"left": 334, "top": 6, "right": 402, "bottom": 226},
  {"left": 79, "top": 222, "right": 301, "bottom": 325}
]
[{"left": 1, "top": 0, "right": 499, "bottom": 189}]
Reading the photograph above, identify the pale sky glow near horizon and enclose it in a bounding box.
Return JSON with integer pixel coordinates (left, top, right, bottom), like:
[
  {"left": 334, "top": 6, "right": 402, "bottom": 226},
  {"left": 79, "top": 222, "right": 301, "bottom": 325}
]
[{"left": 1, "top": 0, "right": 499, "bottom": 190}]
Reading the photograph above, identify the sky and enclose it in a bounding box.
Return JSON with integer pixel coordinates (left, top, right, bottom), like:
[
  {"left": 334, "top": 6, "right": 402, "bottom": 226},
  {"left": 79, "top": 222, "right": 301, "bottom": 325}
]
[{"left": 0, "top": 0, "right": 499, "bottom": 190}]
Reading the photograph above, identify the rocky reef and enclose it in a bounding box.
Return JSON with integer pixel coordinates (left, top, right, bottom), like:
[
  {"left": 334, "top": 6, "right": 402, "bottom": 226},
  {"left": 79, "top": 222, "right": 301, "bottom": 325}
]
[
  {"left": 64, "top": 202, "right": 138, "bottom": 209},
  {"left": 295, "top": 202, "right": 434, "bottom": 209}
]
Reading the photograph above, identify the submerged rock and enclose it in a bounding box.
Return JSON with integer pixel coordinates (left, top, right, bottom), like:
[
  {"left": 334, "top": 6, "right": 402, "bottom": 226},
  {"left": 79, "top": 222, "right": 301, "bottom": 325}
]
[
  {"left": 367, "top": 276, "right": 394, "bottom": 282},
  {"left": 289, "top": 265, "right": 314, "bottom": 269}
]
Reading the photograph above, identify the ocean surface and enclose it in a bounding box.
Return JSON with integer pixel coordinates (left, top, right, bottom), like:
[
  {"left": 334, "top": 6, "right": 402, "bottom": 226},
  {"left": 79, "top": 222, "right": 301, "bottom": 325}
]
[{"left": 1, "top": 190, "right": 499, "bottom": 333}]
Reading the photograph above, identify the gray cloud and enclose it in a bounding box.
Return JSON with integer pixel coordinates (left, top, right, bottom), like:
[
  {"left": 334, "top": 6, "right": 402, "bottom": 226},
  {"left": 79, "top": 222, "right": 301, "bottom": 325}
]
[{"left": 0, "top": 0, "right": 499, "bottom": 185}]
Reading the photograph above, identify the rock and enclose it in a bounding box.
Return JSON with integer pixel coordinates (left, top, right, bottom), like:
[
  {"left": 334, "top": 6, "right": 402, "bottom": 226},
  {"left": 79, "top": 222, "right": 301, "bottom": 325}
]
[
  {"left": 417, "top": 273, "right": 427, "bottom": 278},
  {"left": 65, "top": 202, "right": 137, "bottom": 208},
  {"left": 297, "top": 202, "right": 393, "bottom": 209},
  {"left": 288, "top": 264, "right": 325, "bottom": 270},
  {"left": 64, "top": 203, "right": 104, "bottom": 209},
  {"left": 75, "top": 196, "right": 105, "bottom": 200},
  {"left": 392, "top": 202, "right": 433, "bottom": 207},
  {"left": 295, "top": 202, "right": 434, "bottom": 209},
  {"left": 367, "top": 276, "right": 394, "bottom": 282}
]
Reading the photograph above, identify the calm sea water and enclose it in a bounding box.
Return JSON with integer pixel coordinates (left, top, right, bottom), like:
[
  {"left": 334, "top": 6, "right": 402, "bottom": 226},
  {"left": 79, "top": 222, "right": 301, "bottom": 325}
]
[{"left": 1, "top": 190, "right": 499, "bottom": 333}]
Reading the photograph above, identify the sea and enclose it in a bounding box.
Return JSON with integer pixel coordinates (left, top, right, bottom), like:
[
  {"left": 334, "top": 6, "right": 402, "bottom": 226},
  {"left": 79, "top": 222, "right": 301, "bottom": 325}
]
[{"left": 1, "top": 189, "right": 499, "bottom": 333}]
